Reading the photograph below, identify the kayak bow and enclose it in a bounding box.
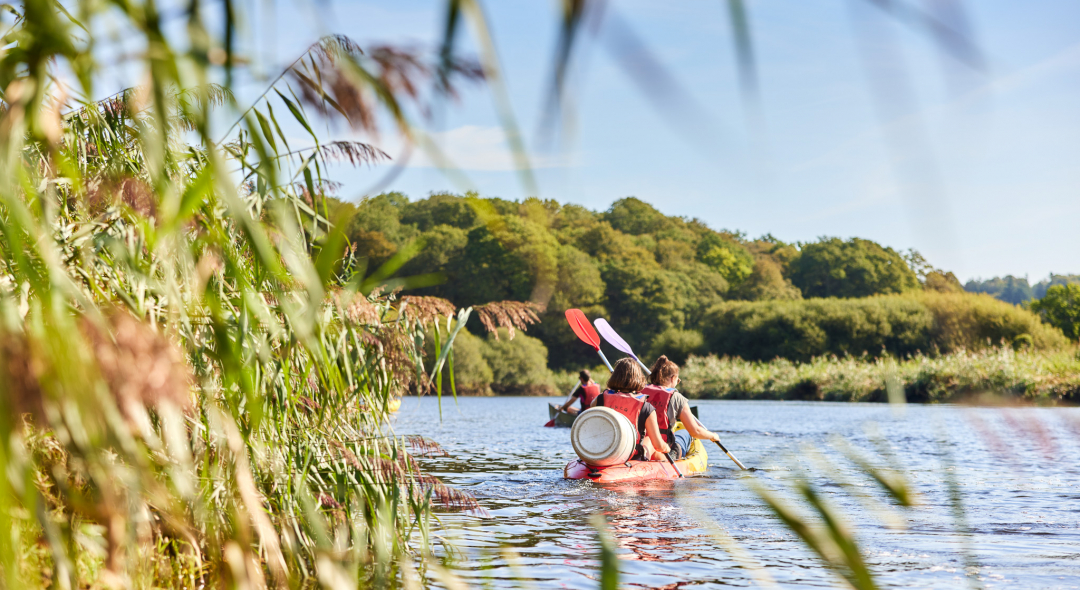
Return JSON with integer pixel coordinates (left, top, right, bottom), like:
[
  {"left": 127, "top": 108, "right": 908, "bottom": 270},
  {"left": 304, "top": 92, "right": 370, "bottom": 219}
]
[{"left": 564, "top": 431, "right": 708, "bottom": 482}]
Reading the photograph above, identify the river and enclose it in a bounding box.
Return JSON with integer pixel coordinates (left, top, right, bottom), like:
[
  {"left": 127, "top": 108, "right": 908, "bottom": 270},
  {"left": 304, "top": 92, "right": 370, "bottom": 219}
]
[{"left": 392, "top": 396, "right": 1080, "bottom": 589}]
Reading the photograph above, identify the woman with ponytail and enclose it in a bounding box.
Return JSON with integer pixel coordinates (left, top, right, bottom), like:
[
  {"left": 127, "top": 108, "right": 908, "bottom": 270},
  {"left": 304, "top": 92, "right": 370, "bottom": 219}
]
[{"left": 641, "top": 355, "right": 721, "bottom": 462}]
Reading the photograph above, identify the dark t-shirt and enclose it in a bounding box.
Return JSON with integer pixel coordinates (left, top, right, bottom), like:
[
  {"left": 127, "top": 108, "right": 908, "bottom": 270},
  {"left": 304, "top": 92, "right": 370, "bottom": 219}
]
[{"left": 593, "top": 391, "right": 655, "bottom": 438}]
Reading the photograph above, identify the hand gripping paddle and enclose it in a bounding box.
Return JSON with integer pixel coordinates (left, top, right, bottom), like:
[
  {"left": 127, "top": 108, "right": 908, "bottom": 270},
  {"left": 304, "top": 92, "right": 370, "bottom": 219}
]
[
  {"left": 594, "top": 318, "right": 651, "bottom": 375},
  {"left": 565, "top": 309, "right": 613, "bottom": 371}
]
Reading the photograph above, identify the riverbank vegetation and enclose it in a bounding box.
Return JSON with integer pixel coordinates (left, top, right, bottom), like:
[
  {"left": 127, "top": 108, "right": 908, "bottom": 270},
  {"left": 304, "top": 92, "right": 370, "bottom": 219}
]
[
  {"left": 0, "top": 0, "right": 514, "bottom": 586},
  {"left": 343, "top": 193, "right": 1076, "bottom": 389},
  {"left": 680, "top": 347, "right": 1080, "bottom": 403}
]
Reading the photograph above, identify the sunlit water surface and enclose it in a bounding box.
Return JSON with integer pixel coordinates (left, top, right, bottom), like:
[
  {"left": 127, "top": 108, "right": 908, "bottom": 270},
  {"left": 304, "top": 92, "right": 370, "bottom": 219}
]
[{"left": 393, "top": 397, "right": 1080, "bottom": 589}]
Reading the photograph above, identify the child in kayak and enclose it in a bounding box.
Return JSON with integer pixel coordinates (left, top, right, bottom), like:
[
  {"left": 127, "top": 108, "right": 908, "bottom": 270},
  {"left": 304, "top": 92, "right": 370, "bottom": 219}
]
[
  {"left": 553, "top": 370, "right": 602, "bottom": 416},
  {"left": 590, "top": 358, "right": 671, "bottom": 460},
  {"left": 642, "top": 355, "right": 720, "bottom": 461}
]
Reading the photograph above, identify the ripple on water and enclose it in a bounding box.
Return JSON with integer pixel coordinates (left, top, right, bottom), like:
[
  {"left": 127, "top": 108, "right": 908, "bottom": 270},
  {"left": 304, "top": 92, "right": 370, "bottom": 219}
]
[{"left": 397, "top": 397, "right": 1080, "bottom": 589}]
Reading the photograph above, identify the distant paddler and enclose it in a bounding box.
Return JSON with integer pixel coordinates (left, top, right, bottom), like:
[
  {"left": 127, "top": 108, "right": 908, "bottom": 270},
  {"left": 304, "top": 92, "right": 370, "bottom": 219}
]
[{"left": 553, "top": 370, "right": 601, "bottom": 417}]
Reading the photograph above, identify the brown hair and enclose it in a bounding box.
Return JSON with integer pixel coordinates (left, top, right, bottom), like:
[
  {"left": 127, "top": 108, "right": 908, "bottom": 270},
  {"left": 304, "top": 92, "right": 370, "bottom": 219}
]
[
  {"left": 649, "top": 355, "right": 679, "bottom": 387},
  {"left": 605, "top": 358, "right": 647, "bottom": 393},
  {"left": 578, "top": 369, "right": 591, "bottom": 384}
]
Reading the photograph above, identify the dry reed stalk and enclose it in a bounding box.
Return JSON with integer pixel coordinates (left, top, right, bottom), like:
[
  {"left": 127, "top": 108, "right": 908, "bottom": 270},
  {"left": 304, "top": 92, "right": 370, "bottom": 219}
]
[
  {"left": 474, "top": 300, "right": 542, "bottom": 340},
  {"left": 80, "top": 312, "right": 193, "bottom": 423},
  {"left": 0, "top": 332, "right": 47, "bottom": 425},
  {"left": 399, "top": 296, "right": 456, "bottom": 325},
  {"left": 337, "top": 292, "right": 382, "bottom": 326},
  {"left": 404, "top": 435, "right": 447, "bottom": 457}
]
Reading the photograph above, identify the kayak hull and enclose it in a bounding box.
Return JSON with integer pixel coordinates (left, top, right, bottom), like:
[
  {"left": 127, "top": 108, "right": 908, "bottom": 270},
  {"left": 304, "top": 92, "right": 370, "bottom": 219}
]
[
  {"left": 548, "top": 403, "right": 578, "bottom": 427},
  {"left": 563, "top": 437, "right": 708, "bottom": 482}
]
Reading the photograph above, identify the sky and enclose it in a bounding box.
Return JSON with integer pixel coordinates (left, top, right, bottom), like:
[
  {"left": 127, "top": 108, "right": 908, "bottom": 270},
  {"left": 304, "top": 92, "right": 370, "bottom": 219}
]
[{"left": 220, "top": 1, "right": 1080, "bottom": 281}]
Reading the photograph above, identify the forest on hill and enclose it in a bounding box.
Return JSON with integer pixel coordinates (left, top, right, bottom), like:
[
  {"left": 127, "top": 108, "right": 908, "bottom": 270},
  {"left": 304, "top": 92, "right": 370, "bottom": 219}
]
[{"left": 328, "top": 192, "right": 1074, "bottom": 395}]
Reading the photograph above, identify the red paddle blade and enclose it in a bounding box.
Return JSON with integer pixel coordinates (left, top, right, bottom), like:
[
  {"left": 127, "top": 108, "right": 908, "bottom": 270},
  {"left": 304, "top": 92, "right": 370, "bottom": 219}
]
[
  {"left": 565, "top": 309, "right": 600, "bottom": 350},
  {"left": 543, "top": 419, "right": 556, "bottom": 427}
]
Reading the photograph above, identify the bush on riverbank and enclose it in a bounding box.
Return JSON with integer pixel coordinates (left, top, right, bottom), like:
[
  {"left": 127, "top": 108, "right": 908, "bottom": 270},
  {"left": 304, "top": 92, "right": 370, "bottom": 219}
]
[
  {"left": 427, "top": 327, "right": 557, "bottom": 395},
  {"left": 700, "top": 292, "right": 1067, "bottom": 362},
  {"left": 680, "top": 347, "right": 1080, "bottom": 403}
]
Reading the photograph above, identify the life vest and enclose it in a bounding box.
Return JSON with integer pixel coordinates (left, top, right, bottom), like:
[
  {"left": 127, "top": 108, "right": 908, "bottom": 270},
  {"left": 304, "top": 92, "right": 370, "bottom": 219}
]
[
  {"left": 598, "top": 392, "right": 645, "bottom": 446},
  {"left": 641, "top": 385, "right": 676, "bottom": 444},
  {"left": 579, "top": 382, "right": 601, "bottom": 409}
]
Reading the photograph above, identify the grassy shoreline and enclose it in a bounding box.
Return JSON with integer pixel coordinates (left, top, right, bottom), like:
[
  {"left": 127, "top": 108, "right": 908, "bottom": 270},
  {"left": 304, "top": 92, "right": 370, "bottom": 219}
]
[{"left": 679, "top": 347, "right": 1080, "bottom": 403}]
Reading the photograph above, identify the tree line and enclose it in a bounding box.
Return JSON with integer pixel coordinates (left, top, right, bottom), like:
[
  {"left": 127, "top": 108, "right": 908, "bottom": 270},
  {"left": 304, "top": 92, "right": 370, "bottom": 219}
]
[
  {"left": 965, "top": 274, "right": 1080, "bottom": 304},
  {"left": 327, "top": 192, "right": 1075, "bottom": 391}
]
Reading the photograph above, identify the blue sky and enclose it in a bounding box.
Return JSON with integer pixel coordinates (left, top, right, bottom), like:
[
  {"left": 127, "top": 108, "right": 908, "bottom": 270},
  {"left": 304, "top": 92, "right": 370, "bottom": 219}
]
[{"left": 231, "top": 1, "right": 1080, "bottom": 282}]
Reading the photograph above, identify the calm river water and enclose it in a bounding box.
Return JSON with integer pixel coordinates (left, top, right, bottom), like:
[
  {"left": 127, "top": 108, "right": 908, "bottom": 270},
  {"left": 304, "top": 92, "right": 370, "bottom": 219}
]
[{"left": 393, "top": 397, "right": 1080, "bottom": 589}]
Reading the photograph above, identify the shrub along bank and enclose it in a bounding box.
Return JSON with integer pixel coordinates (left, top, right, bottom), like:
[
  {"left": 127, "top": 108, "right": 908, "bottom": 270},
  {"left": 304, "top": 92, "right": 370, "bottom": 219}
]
[
  {"left": 427, "top": 327, "right": 557, "bottom": 395},
  {"left": 428, "top": 292, "right": 1072, "bottom": 399},
  {"left": 700, "top": 292, "right": 1067, "bottom": 362},
  {"left": 679, "top": 347, "right": 1080, "bottom": 403}
]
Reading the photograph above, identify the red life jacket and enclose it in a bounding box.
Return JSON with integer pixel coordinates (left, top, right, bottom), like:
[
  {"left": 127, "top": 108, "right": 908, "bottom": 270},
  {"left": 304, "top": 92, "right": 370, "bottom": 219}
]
[
  {"left": 579, "top": 382, "right": 601, "bottom": 410},
  {"left": 598, "top": 392, "right": 645, "bottom": 446},
  {"left": 641, "top": 385, "right": 676, "bottom": 443}
]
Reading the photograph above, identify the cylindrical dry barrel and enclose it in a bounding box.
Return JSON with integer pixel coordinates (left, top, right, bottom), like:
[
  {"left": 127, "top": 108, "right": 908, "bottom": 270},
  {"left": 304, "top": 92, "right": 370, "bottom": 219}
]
[{"left": 570, "top": 407, "right": 636, "bottom": 467}]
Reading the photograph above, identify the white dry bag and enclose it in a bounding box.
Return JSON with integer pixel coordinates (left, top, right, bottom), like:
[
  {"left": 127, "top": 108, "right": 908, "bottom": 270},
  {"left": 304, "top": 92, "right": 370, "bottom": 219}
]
[{"left": 570, "top": 407, "right": 637, "bottom": 467}]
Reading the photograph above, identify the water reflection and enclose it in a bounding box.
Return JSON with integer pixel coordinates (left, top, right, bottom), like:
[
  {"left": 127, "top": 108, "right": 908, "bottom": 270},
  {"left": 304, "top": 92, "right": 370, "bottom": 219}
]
[{"left": 396, "top": 397, "right": 1080, "bottom": 589}]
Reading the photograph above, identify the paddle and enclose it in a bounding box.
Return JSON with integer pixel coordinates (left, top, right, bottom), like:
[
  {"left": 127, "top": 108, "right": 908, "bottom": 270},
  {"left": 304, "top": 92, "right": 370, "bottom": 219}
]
[
  {"left": 565, "top": 309, "right": 613, "bottom": 371},
  {"left": 713, "top": 440, "right": 751, "bottom": 471},
  {"left": 594, "top": 318, "right": 651, "bottom": 375},
  {"left": 544, "top": 383, "right": 580, "bottom": 427},
  {"left": 662, "top": 449, "right": 684, "bottom": 477}
]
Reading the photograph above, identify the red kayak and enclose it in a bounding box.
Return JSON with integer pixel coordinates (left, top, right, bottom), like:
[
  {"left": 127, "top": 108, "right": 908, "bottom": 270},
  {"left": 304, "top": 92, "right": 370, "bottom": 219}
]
[{"left": 563, "top": 439, "right": 708, "bottom": 483}]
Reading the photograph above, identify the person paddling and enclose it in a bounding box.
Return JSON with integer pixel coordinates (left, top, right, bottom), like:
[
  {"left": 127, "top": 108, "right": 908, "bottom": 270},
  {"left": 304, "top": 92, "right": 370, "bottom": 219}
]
[
  {"left": 590, "top": 358, "right": 670, "bottom": 461},
  {"left": 554, "top": 370, "right": 601, "bottom": 416},
  {"left": 641, "top": 355, "right": 721, "bottom": 461}
]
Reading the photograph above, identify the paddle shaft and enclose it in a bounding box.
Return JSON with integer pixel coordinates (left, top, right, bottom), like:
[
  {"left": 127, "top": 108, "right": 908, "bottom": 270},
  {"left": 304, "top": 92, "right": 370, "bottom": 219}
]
[
  {"left": 596, "top": 349, "right": 613, "bottom": 372},
  {"left": 714, "top": 441, "right": 748, "bottom": 471},
  {"left": 664, "top": 451, "right": 684, "bottom": 478},
  {"left": 545, "top": 383, "right": 581, "bottom": 426}
]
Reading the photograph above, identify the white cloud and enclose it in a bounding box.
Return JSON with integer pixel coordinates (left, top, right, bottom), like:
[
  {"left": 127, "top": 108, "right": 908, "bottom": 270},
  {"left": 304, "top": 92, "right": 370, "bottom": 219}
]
[{"left": 404, "top": 125, "right": 577, "bottom": 172}]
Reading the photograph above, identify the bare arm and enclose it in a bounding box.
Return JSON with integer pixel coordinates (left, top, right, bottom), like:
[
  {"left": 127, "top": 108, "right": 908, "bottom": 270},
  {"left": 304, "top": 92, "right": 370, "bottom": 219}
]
[
  {"left": 680, "top": 405, "right": 719, "bottom": 442},
  {"left": 644, "top": 413, "right": 670, "bottom": 455}
]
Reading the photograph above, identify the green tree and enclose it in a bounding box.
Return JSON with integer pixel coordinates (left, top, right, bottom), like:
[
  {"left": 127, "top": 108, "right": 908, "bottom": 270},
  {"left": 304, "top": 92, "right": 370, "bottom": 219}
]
[
  {"left": 696, "top": 232, "right": 754, "bottom": 286},
  {"left": 551, "top": 245, "right": 606, "bottom": 311},
  {"left": 730, "top": 257, "right": 803, "bottom": 301},
  {"left": 790, "top": 237, "right": 919, "bottom": 298},
  {"left": 1034, "top": 274, "right": 1080, "bottom": 299},
  {"left": 604, "top": 197, "right": 671, "bottom": 235},
  {"left": 400, "top": 191, "right": 479, "bottom": 230},
  {"left": 481, "top": 329, "right": 556, "bottom": 395},
  {"left": 647, "top": 328, "right": 706, "bottom": 365},
  {"left": 924, "top": 270, "right": 964, "bottom": 293},
  {"left": 1030, "top": 284, "right": 1080, "bottom": 341},
  {"left": 964, "top": 275, "right": 1034, "bottom": 304},
  {"left": 349, "top": 192, "right": 413, "bottom": 242}
]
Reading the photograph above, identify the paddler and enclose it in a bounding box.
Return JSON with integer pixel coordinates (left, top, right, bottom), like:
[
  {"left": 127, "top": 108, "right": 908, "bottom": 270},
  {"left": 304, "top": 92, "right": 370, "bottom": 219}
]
[
  {"left": 553, "top": 370, "right": 602, "bottom": 416},
  {"left": 641, "top": 355, "right": 721, "bottom": 461},
  {"left": 590, "top": 358, "right": 671, "bottom": 460}
]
